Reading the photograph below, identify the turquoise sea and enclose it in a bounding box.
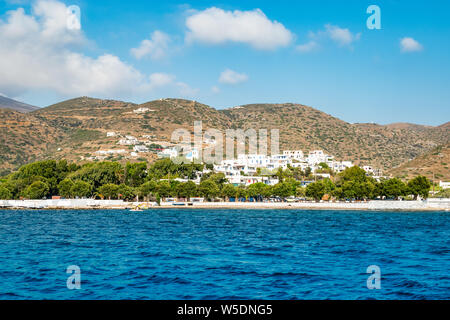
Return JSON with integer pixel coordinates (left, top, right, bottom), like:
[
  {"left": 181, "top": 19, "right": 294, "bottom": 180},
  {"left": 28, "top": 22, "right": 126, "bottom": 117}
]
[{"left": 0, "top": 209, "right": 449, "bottom": 300}]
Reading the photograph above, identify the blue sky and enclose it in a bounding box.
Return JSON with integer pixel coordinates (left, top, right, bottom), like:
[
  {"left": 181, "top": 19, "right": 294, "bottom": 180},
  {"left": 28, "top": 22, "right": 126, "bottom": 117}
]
[{"left": 0, "top": 0, "right": 449, "bottom": 125}]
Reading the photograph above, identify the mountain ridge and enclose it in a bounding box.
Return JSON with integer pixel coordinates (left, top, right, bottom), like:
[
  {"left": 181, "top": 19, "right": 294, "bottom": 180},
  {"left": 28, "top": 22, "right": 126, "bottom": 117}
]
[{"left": 0, "top": 96, "right": 39, "bottom": 113}]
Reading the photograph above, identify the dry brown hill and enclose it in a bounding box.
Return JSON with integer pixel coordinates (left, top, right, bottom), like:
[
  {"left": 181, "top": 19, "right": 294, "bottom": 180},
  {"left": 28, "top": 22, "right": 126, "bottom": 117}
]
[
  {"left": 1, "top": 97, "right": 448, "bottom": 176},
  {"left": 0, "top": 108, "right": 64, "bottom": 175},
  {"left": 387, "top": 144, "right": 450, "bottom": 181}
]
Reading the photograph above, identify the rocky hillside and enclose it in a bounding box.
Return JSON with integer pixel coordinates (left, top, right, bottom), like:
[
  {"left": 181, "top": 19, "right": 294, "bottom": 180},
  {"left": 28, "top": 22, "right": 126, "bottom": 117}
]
[
  {"left": 0, "top": 108, "right": 64, "bottom": 175},
  {"left": 0, "top": 97, "right": 448, "bottom": 177},
  {"left": 387, "top": 144, "right": 450, "bottom": 181}
]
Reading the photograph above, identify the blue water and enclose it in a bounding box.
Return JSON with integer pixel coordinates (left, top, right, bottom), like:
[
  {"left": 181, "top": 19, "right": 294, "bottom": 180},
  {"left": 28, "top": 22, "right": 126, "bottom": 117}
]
[{"left": 0, "top": 209, "right": 449, "bottom": 300}]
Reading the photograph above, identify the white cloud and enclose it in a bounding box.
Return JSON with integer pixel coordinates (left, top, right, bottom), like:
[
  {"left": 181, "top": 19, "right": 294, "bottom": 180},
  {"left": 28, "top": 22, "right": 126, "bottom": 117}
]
[
  {"left": 296, "top": 24, "right": 360, "bottom": 53},
  {"left": 323, "top": 24, "right": 361, "bottom": 47},
  {"left": 211, "top": 86, "right": 220, "bottom": 94},
  {"left": 400, "top": 37, "right": 423, "bottom": 53},
  {"left": 131, "top": 31, "right": 171, "bottom": 60},
  {"left": 219, "top": 69, "right": 249, "bottom": 85},
  {"left": 143, "top": 73, "right": 199, "bottom": 98},
  {"left": 176, "top": 82, "right": 199, "bottom": 97},
  {"left": 0, "top": 1, "right": 146, "bottom": 97},
  {"left": 0, "top": 0, "right": 196, "bottom": 100},
  {"left": 296, "top": 41, "right": 319, "bottom": 53},
  {"left": 147, "top": 73, "right": 175, "bottom": 89},
  {"left": 185, "top": 7, "right": 293, "bottom": 50}
]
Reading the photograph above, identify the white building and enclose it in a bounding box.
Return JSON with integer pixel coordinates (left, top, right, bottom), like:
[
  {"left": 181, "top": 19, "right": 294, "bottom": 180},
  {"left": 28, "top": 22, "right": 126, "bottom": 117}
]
[
  {"left": 307, "top": 150, "right": 334, "bottom": 166},
  {"left": 106, "top": 132, "right": 117, "bottom": 137},
  {"left": 211, "top": 149, "right": 359, "bottom": 185},
  {"left": 227, "top": 176, "right": 279, "bottom": 187},
  {"left": 158, "top": 147, "right": 178, "bottom": 159},
  {"left": 133, "top": 107, "right": 151, "bottom": 114},
  {"left": 95, "top": 149, "right": 126, "bottom": 155},
  {"left": 440, "top": 181, "right": 450, "bottom": 190},
  {"left": 330, "top": 161, "right": 353, "bottom": 173},
  {"left": 283, "top": 150, "right": 304, "bottom": 160},
  {"left": 363, "top": 166, "right": 375, "bottom": 174},
  {"left": 134, "top": 145, "right": 149, "bottom": 153},
  {"left": 119, "top": 136, "right": 139, "bottom": 146}
]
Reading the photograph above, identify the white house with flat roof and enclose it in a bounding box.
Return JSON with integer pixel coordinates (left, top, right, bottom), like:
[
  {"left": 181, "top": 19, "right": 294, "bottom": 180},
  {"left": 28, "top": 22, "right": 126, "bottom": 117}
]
[{"left": 158, "top": 147, "right": 178, "bottom": 159}]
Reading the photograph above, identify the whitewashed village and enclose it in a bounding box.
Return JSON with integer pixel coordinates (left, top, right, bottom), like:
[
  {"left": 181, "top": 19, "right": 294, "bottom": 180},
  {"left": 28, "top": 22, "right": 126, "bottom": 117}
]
[{"left": 87, "top": 129, "right": 385, "bottom": 188}]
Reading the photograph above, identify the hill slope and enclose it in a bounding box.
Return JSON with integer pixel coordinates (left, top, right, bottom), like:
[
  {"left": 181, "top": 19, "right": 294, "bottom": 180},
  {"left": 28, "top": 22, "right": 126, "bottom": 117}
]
[
  {"left": 0, "top": 96, "right": 39, "bottom": 113},
  {"left": 387, "top": 144, "right": 450, "bottom": 181},
  {"left": 0, "top": 97, "right": 448, "bottom": 176},
  {"left": 0, "top": 108, "right": 64, "bottom": 175}
]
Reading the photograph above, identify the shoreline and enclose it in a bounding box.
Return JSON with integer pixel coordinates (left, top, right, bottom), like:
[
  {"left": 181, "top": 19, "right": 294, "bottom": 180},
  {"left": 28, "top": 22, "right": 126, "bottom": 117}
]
[{"left": 1, "top": 199, "right": 449, "bottom": 211}]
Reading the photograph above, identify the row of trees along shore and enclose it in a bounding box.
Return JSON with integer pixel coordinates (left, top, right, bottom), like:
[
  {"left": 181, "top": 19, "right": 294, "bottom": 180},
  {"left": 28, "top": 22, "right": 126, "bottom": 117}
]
[{"left": 0, "top": 159, "right": 433, "bottom": 202}]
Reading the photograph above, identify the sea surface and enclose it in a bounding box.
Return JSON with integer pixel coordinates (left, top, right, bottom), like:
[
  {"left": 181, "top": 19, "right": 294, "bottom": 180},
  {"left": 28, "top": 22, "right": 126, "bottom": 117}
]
[{"left": 0, "top": 209, "right": 449, "bottom": 300}]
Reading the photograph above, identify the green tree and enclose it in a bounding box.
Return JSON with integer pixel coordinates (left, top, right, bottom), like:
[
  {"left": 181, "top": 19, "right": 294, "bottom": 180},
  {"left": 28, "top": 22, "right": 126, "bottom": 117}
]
[
  {"left": 305, "top": 179, "right": 335, "bottom": 201},
  {"left": 58, "top": 179, "right": 74, "bottom": 198},
  {"left": 272, "top": 182, "right": 294, "bottom": 198},
  {"left": 156, "top": 181, "right": 172, "bottom": 198},
  {"left": 338, "top": 166, "right": 368, "bottom": 183},
  {"left": 382, "top": 178, "right": 407, "bottom": 200},
  {"left": 176, "top": 181, "right": 197, "bottom": 200},
  {"left": 118, "top": 184, "right": 136, "bottom": 201},
  {"left": 296, "top": 186, "right": 306, "bottom": 197},
  {"left": 199, "top": 180, "right": 220, "bottom": 200},
  {"left": 407, "top": 176, "right": 431, "bottom": 200},
  {"left": 139, "top": 181, "right": 158, "bottom": 200},
  {"left": 304, "top": 167, "right": 312, "bottom": 179},
  {"left": 148, "top": 159, "right": 177, "bottom": 180},
  {"left": 247, "top": 183, "right": 269, "bottom": 201},
  {"left": 334, "top": 166, "right": 377, "bottom": 200},
  {"left": 12, "top": 160, "right": 78, "bottom": 195},
  {"left": 70, "top": 180, "right": 93, "bottom": 198},
  {"left": 69, "top": 162, "right": 124, "bottom": 189},
  {"left": 275, "top": 167, "right": 285, "bottom": 183},
  {"left": 237, "top": 185, "right": 249, "bottom": 201},
  {"left": 1, "top": 180, "right": 20, "bottom": 199},
  {"left": 0, "top": 186, "right": 12, "bottom": 200},
  {"left": 200, "top": 172, "right": 227, "bottom": 186},
  {"left": 221, "top": 184, "right": 237, "bottom": 201},
  {"left": 125, "top": 162, "right": 147, "bottom": 187},
  {"left": 23, "top": 181, "right": 50, "bottom": 199},
  {"left": 318, "top": 162, "right": 329, "bottom": 169},
  {"left": 98, "top": 184, "right": 120, "bottom": 200}
]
